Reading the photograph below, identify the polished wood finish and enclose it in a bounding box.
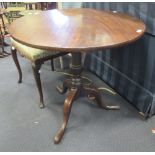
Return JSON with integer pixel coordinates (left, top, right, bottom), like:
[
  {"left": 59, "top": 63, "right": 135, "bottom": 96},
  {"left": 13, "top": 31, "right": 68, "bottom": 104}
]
[
  {"left": 31, "top": 63, "right": 44, "bottom": 108},
  {"left": 9, "top": 9, "right": 145, "bottom": 52},
  {"left": 11, "top": 47, "right": 22, "bottom": 83},
  {"left": 8, "top": 8, "right": 145, "bottom": 144},
  {"left": 55, "top": 52, "right": 120, "bottom": 143},
  {"left": 54, "top": 88, "right": 77, "bottom": 144}
]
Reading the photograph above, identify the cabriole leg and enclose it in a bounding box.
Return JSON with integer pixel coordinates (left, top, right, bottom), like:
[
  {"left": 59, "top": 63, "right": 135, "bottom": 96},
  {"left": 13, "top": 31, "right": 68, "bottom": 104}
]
[
  {"left": 32, "top": 63, "right": 44, "bottom": 109},
  {"left": 11, "top": 47, "right": 22, "bottom": 83},
  {"left": 54, "top": 88, "right": 77, "bottom": 144}
]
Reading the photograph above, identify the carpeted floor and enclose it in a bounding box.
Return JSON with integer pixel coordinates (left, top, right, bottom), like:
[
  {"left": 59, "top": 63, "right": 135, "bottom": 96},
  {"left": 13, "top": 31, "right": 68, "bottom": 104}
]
[{"left": 0, "top": 40, "right": 155, "bottom": 152}]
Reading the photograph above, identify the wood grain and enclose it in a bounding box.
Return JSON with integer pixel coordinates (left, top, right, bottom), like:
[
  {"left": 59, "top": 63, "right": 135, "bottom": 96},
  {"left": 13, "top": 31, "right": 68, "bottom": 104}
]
[{"left": 9, "top": 8, "right": 145, "bottom": 52}]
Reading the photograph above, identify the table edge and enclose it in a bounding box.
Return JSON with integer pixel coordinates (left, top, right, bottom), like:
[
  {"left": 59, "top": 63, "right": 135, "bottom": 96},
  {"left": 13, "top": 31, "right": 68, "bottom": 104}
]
[{"left": 10, "top": 29, "right": 145, "bottom": 53}]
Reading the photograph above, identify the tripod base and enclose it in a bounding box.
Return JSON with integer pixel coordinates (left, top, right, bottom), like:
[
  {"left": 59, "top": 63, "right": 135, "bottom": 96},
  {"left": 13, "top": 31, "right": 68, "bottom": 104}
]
[{"left": 53, "top": 53, "right": 120, "bottom": 144}]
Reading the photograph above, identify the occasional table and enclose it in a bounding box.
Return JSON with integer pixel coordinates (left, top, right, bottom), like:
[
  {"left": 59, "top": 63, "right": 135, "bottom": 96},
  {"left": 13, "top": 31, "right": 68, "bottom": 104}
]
[{"left": 9, "top": 9, "right": 145, "bottom": 144}]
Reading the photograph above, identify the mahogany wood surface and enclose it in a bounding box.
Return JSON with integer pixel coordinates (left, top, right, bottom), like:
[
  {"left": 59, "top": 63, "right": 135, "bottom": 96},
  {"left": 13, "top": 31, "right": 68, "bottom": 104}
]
[
  {"left": 8, "top": 8, "right": 146, "bottom": 144},
  {"left": 9, "top": 8, "right": 145, "bottom": 53}
]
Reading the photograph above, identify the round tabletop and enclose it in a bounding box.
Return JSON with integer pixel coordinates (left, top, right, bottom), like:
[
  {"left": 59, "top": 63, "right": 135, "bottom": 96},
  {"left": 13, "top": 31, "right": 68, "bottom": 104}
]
[{"left": 9, "top": 8, "right": 145, "bottom": 53}]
